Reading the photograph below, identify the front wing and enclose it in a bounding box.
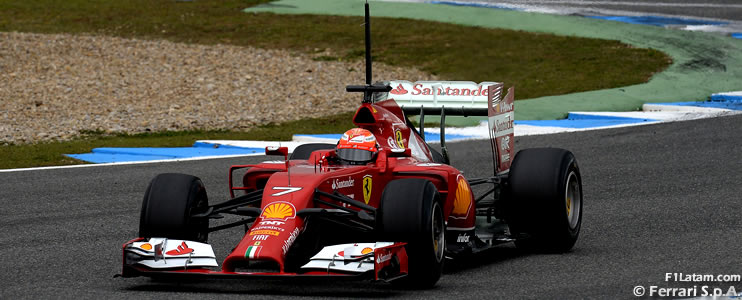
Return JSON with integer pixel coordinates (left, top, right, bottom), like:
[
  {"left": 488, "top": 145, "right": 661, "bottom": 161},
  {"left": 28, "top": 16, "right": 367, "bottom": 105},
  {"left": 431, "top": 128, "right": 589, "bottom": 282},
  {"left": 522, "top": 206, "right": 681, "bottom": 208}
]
[{"left": 121, "top": 238, "right": 408, "bottom": 282}]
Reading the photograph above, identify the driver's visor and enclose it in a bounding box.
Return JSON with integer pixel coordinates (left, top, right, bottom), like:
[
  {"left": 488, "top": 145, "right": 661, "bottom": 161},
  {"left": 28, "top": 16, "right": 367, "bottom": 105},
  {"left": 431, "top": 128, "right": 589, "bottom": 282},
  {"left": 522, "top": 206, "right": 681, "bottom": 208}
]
[{"left": 336, "top": 148, "right": 375, "bottom": 162}]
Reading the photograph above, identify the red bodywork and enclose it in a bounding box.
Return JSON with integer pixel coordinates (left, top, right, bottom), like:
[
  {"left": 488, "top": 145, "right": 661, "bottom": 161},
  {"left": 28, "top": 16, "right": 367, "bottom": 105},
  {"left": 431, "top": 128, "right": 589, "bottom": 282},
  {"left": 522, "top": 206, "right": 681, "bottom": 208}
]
[
  {"left": 222, "top": 99, "right": 474, "bottom": 273},
  {"left": 122, "top": 87, "right": 517, "bottom": 280}
]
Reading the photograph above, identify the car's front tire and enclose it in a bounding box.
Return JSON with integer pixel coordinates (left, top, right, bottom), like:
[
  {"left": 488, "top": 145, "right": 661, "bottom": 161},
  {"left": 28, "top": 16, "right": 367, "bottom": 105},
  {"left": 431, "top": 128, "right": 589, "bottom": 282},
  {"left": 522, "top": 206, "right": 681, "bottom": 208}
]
[
  {"left": 378, "top": 178, "right": 445, "bottom": 289},
  {"left": 139, "top": 173, "right": 209, "bottom": 242}
]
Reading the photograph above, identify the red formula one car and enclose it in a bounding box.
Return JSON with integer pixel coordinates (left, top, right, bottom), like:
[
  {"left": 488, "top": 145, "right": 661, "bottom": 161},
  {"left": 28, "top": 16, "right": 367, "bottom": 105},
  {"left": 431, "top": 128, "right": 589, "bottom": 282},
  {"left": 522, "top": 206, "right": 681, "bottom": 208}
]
[{"left": 120, "top": 3, "right": 583, "bottom": 288}]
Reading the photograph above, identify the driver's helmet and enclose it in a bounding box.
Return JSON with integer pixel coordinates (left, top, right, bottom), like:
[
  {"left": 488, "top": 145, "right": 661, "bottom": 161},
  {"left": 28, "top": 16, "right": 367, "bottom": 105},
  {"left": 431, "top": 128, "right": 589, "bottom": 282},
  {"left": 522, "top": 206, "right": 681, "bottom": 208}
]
[{"left": 336, "top": 128, "right": 378, "bottom": 164}]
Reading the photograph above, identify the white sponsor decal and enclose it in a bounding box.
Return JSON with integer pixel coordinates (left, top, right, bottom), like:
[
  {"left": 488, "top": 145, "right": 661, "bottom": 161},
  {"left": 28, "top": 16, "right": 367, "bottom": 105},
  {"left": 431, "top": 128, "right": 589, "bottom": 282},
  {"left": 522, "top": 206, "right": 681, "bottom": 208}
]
[
  {"left": 491, "top": 91, "right": 501, "bottom": 107},
  {"left": 495, "top": 114, "right": 514, "bottom": 133},
  {"left": 271, "top": 186, "right": 302, "bottom": 196},
  {"left": 386, "top": 81, "right": 497, "bottom": 110},
  {"left": 376, "top": 253, "right": 392, "bottom": 264},
  {"left": 501, "top": 153, "right": 511, "bottom": 163},
  {"left": 331, "top": 177, "right": 354, "bottom": 190},
  {"left": 417, "top": 163, "right": 442, "bottom": 167},
  {"left": 260, "top": 220, "right": 285, "bottom": 226},
  {"left": 457, "top": 233, "right": 470, "bottom": 243},
  {"left": 500, "top": 136, "right": 510, "bottom": 151},
  {"left": 253, "top": 225, "right": 285, "bottom": 232},
  {"left": 387, "top": 137, "right": 400, "bottom": 149},
  {"left": 252, "top": 235, "right": 269, "bottom": 241},
  {"left": 499, "top": 100, "right": 514, "bottom": 112},
  {"left": 489, "top": 112, "right": 515, "bottom": 138},
  {"left": 282, "top": 227, "right": 301, "bottom": 255},
  {"left": 391, "top": 82, "right": 491, "bottom": 97}
]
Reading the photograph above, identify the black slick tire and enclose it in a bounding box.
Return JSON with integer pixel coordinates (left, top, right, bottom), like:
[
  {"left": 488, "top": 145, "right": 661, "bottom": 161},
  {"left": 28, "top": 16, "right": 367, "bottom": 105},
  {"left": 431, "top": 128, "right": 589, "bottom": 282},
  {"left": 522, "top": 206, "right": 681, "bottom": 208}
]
[
  {"left": 139, "top": 173, "right": 210, "bottom": 242},
  {"left": 378, "top": 178, "right": 445, "bottom": 289},
  {"left": 506, "top": 148, "right": 583, "bottom": 253}
]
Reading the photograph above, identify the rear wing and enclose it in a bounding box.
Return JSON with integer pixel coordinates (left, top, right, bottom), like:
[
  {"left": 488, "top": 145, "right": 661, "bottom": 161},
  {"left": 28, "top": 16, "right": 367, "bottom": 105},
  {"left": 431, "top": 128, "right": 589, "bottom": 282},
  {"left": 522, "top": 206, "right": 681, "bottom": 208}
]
[
  {"left": 378, "top": 80, "right": 514, "bottom": 174},
  {"left": 383, "top": 80, "right": 495, "bottom": 116}
]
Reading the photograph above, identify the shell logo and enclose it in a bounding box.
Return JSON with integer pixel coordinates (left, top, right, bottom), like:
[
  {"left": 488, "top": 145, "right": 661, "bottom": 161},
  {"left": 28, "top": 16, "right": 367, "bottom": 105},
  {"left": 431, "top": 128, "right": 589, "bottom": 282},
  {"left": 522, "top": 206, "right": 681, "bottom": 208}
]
[
  {"left": 140, "top": 243, "right": 153, "bottom": 251},
  {"left": 452, "top": 177, "right": 472, "bottom": 216},
  {"left": 361, "top": 247, "right": 373, "bottom": 255},
  {"left": 261, "top": 201, "right": 296, "bottom": 220}
]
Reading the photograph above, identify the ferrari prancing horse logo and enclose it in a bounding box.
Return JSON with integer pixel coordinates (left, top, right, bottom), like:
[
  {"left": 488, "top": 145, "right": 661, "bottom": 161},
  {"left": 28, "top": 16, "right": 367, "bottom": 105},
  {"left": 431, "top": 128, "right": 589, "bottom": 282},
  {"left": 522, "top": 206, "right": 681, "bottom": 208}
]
[
  {"left": 363, "top": 175, "right": 372, "bottom": 204},
  {"left": 394, "top": 130, "right": 404, "bottom": 148}
]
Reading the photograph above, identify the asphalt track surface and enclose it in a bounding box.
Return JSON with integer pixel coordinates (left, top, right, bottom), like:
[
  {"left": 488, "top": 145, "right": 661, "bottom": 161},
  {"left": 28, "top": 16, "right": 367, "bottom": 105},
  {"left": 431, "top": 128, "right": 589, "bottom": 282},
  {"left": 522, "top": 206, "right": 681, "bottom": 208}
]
[{"left": 2, "top": 113, "right": 741, "bottom": 298}]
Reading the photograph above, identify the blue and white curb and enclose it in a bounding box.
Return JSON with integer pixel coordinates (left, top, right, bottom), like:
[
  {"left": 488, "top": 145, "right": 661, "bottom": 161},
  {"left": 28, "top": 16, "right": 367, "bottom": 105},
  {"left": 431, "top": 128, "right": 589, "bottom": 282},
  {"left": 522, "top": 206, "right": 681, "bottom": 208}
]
[
  {"left": 65, "top": 142, "right": 266, "bottom": 164},
  {"left": 416, "top": 0, "right": 742, "bottom": 39},
  {"left": 710, "top": 91, "right": 742, "bottom": 102}
]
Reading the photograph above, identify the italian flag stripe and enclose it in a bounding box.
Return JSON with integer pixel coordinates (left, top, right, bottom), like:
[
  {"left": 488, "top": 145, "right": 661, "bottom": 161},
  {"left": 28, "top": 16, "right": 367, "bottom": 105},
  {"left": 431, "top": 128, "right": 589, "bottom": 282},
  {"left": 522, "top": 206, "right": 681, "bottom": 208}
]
[{"left": 245, "top": 246, "right": 261, "bottom": 258}]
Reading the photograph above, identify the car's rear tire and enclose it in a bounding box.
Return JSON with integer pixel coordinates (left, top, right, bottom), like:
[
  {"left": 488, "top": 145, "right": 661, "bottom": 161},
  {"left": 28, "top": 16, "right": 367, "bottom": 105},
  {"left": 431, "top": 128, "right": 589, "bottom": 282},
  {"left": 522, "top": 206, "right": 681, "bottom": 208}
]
[
  {"left": 139, "top": 173, "right": 209, "bottom": 242},
  {"left": 378, "top": 179, "right": 445, "bottom": 289},
  {"left": 506, "top": 148, "right": 582, "bottom": 253},
  {"left": 289, "top": 143, "right": 336, "bottom": 160}
]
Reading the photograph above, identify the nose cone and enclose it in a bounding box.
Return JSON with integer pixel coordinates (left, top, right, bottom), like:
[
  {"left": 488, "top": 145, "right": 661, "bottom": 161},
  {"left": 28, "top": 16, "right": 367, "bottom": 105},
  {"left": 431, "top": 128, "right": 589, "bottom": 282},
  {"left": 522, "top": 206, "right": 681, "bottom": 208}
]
[{"left": 223, "top": 200, "right": 305, "bottom": 273}]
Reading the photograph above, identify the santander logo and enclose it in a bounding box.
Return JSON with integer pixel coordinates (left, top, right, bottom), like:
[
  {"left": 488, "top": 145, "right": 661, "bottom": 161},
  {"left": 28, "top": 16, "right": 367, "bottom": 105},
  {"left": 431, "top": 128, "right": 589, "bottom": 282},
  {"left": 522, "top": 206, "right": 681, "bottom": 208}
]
[
  {"left": 495, "top": 115, "right": 514, "bottom": 133},
  {"left": 390, "top": 84, "right": 408, "bottom": 95}
]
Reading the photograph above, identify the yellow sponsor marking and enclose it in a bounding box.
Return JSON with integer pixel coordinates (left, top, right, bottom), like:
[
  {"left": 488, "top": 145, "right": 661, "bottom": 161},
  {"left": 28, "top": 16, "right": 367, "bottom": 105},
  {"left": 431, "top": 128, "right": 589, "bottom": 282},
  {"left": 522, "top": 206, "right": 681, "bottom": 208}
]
[
  {"left": 452, "top": 177, "right": 472, "bottom": 216},
  {"left": 262, "top": 202, "right": 295, "bottom": 220},
  {"left": 249, "top": 230, "right": 280, "bottom": 236}
]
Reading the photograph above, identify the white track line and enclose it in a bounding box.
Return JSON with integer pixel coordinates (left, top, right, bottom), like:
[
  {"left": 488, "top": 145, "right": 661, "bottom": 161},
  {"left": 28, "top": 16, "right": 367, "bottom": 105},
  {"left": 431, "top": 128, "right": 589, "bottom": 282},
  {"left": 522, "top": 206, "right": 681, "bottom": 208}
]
[{"left": 0, "top": 153, "right": 264, "bottom": 173}]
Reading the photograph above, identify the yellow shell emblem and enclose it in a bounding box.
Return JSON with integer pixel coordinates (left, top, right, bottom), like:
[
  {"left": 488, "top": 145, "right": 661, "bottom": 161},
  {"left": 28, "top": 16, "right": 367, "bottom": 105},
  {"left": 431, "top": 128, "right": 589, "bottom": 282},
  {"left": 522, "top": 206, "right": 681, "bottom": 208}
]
[
  {"left": 262, "top": 202, "right": 295, "bottom": 220},
  {"left": 452, "top": 177, "right": 472, "bottom": 216}
]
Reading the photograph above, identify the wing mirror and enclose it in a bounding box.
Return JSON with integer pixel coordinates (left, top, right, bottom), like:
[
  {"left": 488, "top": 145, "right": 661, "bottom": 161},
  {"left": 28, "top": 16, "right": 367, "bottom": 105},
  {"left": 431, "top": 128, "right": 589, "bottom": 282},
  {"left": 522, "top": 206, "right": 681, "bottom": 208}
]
[
  {"left": 385, "top": 148, "right": 411, "bottom": 157},
  {"left": 266, "top": 146, "right": 292, "bottom": 185},
  {"left": 265, "top": 146, "right": 289, "bottom": 159}
]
